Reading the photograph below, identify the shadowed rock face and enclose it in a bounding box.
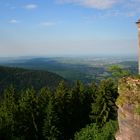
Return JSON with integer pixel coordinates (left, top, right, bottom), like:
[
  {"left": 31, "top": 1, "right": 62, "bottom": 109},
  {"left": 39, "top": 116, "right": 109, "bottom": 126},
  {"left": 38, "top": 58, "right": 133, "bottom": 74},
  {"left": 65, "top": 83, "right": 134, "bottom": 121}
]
[{"left": 116, "top": 77, "right": 140, "bottom": 140}]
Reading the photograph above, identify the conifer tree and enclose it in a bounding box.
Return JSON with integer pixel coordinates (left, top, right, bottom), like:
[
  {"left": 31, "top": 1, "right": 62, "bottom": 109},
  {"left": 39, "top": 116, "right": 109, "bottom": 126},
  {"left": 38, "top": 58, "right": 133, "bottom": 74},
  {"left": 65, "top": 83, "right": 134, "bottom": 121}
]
[
  {"left": 43, "top": 96, "right": 60, "bottom": 140},
  {"left": 90, "top": 79, "right": 118, "bottom": 126},
  {"left": 0, "top": 86, "right": 18, "bottom": 139},
  {"left": 18, "top": 88, "right": 39, "bottom": 139}
]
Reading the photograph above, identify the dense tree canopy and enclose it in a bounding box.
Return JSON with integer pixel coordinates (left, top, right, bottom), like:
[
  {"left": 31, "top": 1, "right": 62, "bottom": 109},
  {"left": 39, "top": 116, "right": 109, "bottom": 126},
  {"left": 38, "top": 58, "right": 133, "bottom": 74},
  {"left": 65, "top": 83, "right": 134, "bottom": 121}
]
[
  {"left": 74, "top": 120, "right": 118, "bottom": 140},
  {"left": 0, "top": 78, "right": 118, "bottom": 140},
  {"left": 0, "top": 66, "right": 65, "bottom": 95}
]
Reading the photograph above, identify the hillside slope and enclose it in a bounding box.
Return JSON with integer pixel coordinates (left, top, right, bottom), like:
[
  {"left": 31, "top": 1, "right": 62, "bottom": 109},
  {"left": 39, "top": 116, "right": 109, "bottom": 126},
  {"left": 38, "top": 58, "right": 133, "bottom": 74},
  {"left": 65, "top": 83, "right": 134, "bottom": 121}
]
[
  {"left": 0, "top": 66, "right": 65, "bottom": 94},
  {"left": 0, "top": 57, "right": 137, "bottom": 83}
]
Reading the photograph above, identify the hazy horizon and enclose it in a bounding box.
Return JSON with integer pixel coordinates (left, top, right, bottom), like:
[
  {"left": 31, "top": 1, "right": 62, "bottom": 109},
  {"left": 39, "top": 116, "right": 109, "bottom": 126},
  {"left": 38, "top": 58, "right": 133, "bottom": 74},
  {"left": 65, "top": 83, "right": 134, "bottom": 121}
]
[{"left": 0, "top": 0, "right": 140, "bottom": 57}]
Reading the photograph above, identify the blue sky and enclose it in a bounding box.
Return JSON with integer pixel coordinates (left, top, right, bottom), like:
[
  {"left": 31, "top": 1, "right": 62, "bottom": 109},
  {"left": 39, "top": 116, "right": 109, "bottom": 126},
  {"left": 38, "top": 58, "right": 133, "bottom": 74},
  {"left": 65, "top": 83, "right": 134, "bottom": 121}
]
[{"left": 0, "top": 0, "right": 140, "bottom": 57}]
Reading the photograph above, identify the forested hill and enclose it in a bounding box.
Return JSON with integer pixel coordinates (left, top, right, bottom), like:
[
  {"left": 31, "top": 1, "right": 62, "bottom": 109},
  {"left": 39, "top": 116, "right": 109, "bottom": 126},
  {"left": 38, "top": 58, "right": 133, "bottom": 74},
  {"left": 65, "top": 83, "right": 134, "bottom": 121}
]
[{"left": 0, "top": 66, "right": 65, "bottom": 94}]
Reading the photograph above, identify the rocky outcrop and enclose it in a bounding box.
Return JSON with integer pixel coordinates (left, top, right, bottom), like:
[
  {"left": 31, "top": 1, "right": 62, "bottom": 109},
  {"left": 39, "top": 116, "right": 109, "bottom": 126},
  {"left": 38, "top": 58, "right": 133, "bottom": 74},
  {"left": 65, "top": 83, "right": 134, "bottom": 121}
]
[{"left": 116, "top": 77, "right": 140, "bottom": 140}]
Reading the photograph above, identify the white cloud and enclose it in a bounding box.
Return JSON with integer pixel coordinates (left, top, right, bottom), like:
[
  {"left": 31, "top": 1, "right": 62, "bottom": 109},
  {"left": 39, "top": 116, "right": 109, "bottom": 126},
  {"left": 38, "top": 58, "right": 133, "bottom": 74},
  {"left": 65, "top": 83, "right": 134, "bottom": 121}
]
[
  {"left": 57, "top": 0, "right": 118, "bottom": 9},
  {"left": 57, "top": 0, "right": 140, "bottom": 18},
  {"left": 40, "top": 22, "right": 56, "bottom": 27},
  {"left": 57, "top": 0, "right": 140, "bottom": 17},
  {"left": 9, "top": 19, "right": 20, "bottom": 24},
  {"left": 24, "top": 4, "right": 38, "bottom": 10},
  {"left": 82, "top": 0, "right": 118, "bottom": 9}
]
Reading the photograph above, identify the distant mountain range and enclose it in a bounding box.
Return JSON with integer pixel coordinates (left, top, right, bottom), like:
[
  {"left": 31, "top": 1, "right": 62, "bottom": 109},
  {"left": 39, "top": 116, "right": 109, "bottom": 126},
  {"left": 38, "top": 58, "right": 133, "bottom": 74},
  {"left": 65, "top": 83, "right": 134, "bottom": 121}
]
[{"left": 0, "top": 57, "right": 138, "bottom": 84}]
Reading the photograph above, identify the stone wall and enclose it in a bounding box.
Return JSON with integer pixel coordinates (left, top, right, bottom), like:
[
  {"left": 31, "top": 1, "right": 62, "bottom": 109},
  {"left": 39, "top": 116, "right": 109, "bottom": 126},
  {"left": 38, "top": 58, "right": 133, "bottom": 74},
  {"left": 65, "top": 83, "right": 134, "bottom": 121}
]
[{"left": 116, "top": 77, "right": 140, "bottom": 140}]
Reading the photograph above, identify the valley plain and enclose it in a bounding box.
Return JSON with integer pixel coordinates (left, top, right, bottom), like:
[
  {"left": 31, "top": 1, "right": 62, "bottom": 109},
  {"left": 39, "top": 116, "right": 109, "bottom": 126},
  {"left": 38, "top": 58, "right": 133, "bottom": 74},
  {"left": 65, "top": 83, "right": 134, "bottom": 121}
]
[{"left": 0, "top": 56, "right": 137, "bottom": 83}]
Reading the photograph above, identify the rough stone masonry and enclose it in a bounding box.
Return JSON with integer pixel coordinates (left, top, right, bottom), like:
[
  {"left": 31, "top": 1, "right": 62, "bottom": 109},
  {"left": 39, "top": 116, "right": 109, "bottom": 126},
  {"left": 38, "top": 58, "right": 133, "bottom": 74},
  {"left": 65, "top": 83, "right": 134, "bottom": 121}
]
[{"left": 115, "top": 77, "right": 140, "bottom": 140}]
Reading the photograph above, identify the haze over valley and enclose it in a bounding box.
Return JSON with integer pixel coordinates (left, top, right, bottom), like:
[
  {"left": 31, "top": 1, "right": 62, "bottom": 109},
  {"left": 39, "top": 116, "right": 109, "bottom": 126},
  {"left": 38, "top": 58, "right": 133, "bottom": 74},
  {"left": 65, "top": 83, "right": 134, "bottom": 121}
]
[
  {"left": 1, "top": 0, "right": 140, "bottom": 139},
  {"left": 0, "top": 55, "right": 137, "bottom": 83}
]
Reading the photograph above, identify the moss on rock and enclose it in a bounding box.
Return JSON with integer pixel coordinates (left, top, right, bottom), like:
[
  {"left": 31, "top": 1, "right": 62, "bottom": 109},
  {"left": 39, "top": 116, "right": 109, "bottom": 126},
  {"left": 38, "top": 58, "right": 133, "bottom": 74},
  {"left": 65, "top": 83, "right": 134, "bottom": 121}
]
[{"left": 116, "top": 77, "right": 140, "bottom": 111}]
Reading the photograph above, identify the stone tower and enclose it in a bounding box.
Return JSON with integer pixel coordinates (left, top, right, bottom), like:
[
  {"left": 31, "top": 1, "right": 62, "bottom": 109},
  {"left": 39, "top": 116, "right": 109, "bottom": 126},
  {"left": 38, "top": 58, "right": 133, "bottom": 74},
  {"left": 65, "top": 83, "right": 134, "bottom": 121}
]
[{"left": 136, "top": 19, "right": 140, "bottom": 74}]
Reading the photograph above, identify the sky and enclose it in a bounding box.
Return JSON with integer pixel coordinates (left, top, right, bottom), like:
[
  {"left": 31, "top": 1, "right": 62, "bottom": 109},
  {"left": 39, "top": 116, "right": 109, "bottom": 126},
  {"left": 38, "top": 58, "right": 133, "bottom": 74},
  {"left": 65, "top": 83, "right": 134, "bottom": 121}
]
[{"left": 0, "top": 0, "right": 140, "bottom": 57}]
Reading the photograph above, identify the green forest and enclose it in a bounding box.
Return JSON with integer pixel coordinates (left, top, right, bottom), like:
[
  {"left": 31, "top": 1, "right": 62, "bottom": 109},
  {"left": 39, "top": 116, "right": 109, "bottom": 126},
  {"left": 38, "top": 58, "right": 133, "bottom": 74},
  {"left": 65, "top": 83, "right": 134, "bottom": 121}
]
[
  {"left": 0, "top": 79, "right": 118, "bottom": 139},
  {"left": 0, "top": 65, "right": 131, "bottom": 140},
  {"left": 0, "top": 66, "right": 65, "bottom": 94}
]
